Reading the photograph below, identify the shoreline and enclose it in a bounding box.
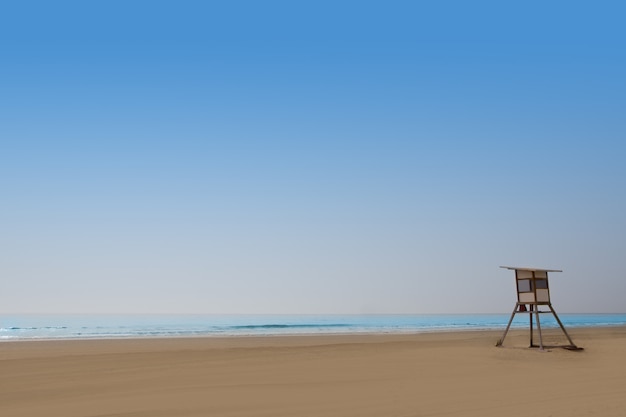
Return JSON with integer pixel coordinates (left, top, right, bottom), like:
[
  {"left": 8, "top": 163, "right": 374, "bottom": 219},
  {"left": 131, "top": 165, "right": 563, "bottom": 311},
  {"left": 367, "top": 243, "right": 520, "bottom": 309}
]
[
  {"left": 0, "top": 313, "right": 626, "bottom": 346},
  {"left": 2, "top": 322, "right": 625, "bottom": 344},
  {"left": 3, "top": 313, "right": 624, "bottom": 342},
  {"left": 1, "top": 326, "right": 624, "bottom": 362}
]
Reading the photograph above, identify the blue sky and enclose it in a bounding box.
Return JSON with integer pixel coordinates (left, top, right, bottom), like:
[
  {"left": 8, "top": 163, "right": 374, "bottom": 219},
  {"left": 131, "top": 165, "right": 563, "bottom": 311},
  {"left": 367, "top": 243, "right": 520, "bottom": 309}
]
[{"left": 1, "top": 1, "right": 625, "bottom": 313}]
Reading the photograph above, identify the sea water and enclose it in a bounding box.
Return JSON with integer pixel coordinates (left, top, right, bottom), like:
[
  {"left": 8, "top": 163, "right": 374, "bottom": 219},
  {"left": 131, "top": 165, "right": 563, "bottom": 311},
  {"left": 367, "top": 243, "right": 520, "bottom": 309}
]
[{"left": 1, "top": 313, "right": 626, "bottom": 341}]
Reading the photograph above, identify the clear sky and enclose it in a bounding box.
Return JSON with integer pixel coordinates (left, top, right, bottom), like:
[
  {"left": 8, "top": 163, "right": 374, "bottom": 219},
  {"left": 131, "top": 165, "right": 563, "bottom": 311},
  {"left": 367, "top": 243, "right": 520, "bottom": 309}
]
[{"left": 1, "top": 1, "right": 625, "bottom": 314}]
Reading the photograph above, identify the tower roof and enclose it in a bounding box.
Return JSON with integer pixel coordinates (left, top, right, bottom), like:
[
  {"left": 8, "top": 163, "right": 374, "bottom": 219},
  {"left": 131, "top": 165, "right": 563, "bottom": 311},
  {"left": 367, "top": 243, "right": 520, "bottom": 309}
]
[{"left": 500, "top": 266, "right": 563, "bottom": 273}]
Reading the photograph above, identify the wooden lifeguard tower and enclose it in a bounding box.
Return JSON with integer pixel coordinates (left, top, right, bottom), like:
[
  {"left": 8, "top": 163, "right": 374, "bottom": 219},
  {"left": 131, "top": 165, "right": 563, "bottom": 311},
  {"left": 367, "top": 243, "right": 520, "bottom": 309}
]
[{"left": 496, "top": 266, "right": 581, "bottom": 350}]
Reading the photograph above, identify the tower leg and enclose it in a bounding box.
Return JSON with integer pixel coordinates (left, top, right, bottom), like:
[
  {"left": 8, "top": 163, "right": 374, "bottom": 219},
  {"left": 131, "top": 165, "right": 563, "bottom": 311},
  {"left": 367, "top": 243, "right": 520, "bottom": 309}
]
[
  {"left": 548, "top": 304, "right": 577, "bottom": 347},
  {"left": 529, "top": 305, "right": 534, "bottom": 347},
  {"left": 535, "top": 307, "right": 544, "bottom": 350},
  {"left": 496, "top": 304, "right": 518, "bottom": 347}
]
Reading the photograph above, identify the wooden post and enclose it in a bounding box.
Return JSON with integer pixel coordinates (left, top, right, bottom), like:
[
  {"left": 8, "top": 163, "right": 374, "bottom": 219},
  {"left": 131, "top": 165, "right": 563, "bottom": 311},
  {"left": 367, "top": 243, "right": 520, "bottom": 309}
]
[
  {"left": 496, "top": 304, "right": 519, "bottom": 347},
  {"left": 529, "top": 305, "right": 534, "bottom": 347},
  {"left": 535, "top": 307, "right": 544, "bottom": 350}
]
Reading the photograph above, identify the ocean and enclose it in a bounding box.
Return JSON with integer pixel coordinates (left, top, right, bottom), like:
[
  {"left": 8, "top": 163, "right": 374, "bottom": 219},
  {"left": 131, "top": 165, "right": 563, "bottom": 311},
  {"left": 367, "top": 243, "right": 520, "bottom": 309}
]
[{"left": 1, "top": 313, "right": 625, "bottom": 341}]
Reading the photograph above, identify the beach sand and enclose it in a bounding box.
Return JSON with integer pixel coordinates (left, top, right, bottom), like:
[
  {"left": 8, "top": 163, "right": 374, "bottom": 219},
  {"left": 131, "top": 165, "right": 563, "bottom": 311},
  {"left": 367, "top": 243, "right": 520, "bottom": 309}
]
[{"left": 2, "top": 327, "right": 626, "bottom": 417}]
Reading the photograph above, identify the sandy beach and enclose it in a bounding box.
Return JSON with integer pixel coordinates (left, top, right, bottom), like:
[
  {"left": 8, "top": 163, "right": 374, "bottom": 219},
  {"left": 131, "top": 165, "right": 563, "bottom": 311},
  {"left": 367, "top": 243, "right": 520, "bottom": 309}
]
[{"left": 2, "top": 326, "right": 625, "bottom": 417}]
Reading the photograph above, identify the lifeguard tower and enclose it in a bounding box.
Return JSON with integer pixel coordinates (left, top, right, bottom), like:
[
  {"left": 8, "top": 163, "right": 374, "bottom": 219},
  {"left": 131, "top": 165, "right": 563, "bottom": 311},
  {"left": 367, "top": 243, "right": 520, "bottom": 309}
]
[{"left": 496, "top": 266, "right": 581, "bottom": 350}]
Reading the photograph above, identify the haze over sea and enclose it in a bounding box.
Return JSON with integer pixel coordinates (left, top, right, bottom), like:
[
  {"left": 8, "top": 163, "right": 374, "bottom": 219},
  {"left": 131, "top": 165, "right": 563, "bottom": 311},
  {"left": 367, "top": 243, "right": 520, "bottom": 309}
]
[{"left": 2, "top": 314, "right": 626, "bottom": 341}]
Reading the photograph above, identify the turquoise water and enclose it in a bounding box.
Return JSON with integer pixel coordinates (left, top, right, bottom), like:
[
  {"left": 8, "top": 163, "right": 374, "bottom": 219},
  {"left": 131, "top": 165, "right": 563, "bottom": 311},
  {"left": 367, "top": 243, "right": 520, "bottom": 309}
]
[{"left": 1, "top": 314, "right": 625, "bottom": 341}]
